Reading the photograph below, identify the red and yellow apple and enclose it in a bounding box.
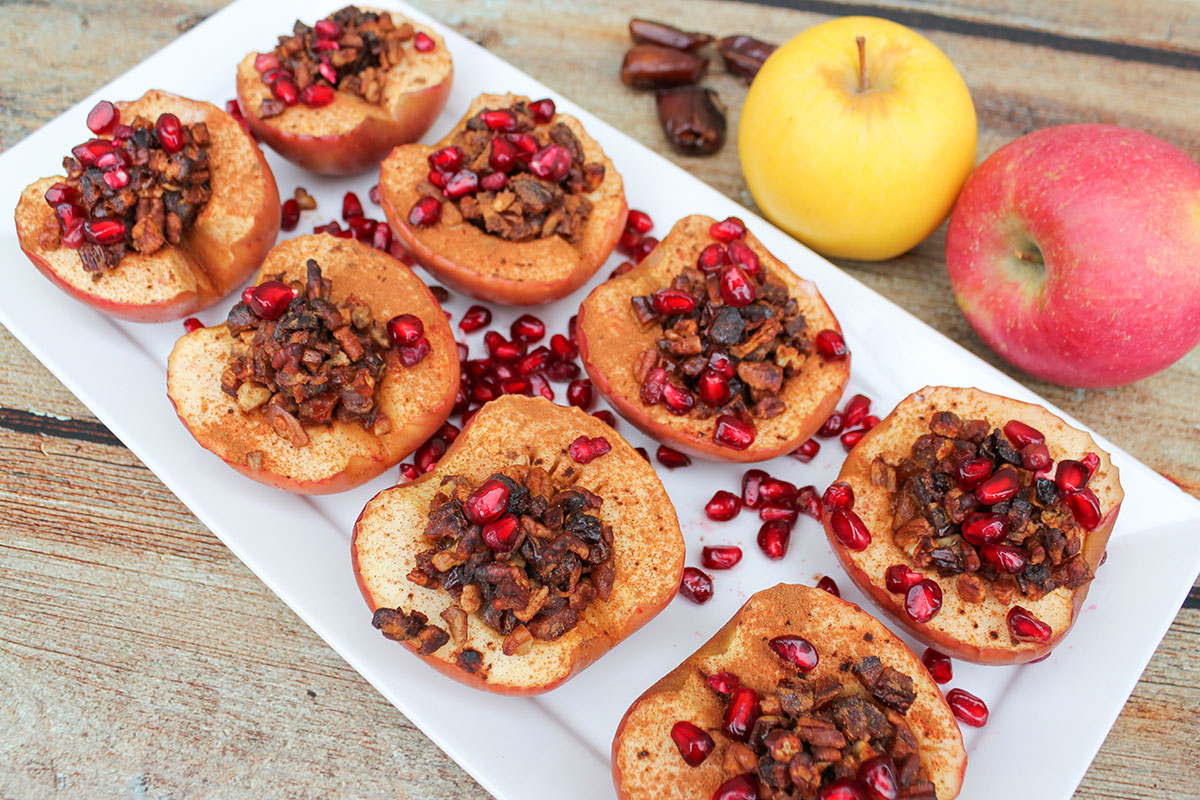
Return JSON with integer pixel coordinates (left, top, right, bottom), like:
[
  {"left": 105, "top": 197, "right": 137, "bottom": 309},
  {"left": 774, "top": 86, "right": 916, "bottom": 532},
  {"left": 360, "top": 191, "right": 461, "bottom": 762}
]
[
  {"left": 739, "top": 16, "right": 976, "bottom": 261},
  {"left": 946, "top": 123, "right": 1200, "bottom": 388}
]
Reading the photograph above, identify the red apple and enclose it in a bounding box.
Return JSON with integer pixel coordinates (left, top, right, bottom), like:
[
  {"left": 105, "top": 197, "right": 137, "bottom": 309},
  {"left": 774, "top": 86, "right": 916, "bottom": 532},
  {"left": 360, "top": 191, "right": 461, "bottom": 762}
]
[{"left": 946, "top": 123, "right": 1200, "bottom": 388}]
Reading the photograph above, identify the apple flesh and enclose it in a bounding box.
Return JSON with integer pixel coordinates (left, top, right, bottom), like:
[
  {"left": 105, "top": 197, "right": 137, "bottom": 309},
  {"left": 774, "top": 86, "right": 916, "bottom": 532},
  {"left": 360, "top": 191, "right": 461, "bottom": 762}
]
[{"left": 946, "top": 123, "right": 1200, "bottom": 388}]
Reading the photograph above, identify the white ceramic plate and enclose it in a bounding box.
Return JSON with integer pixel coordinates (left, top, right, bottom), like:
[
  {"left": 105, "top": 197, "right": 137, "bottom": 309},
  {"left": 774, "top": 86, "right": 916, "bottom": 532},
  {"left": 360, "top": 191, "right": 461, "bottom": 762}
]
[{"left": 2, "top": 1, "right": 1198, "bottom": 797}]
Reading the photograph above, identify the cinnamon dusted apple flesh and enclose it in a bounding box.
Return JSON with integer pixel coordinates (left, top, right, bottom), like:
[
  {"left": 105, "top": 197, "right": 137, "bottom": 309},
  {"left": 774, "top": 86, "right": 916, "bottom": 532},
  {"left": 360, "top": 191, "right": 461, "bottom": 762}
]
[
  {"left": 578, "top": 215, "right": 849, "bottom": 462},
  {"left": 168, "top": 235, "right": 458, "bottom": 494},
  {"left": 823, "top": 386, "right": 1123, "bottom": 664},
  {"left": 236, "top": 6, "right": 452, "bottom": 175},
  {"left": 379, "top": 92, "right": 627, "bottom": 304},
  {"left": 15, "top": 90, "right": 280, "bottom": 322},
  {"left": 612, "top": 584, "right": 966, "bottom": 800},
  {"left": 352, "top": 395, "right": 684, "bottom": 693}
]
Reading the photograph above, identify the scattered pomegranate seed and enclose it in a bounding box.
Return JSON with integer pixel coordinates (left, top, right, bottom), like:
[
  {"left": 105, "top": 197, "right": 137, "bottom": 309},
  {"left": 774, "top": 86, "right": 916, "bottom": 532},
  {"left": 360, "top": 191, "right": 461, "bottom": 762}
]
[
  {"left": 414, "top": 437, "right": 446, "bottom": 472},
  {"left": 300, "top": 83, "right": 335, "bottom": 107},
  {"left": 386, "top": 314, "right": 424, "bottom": 347},
  {"left": 759, "top": 478, "right": 798, "bottom": 505},
  {"left": 830, "top": 508, "right": 871, "bottom": 550},
  {"left": 885, "top": 564, "right": 923, "bottom": 593},
  {"left": 508, "top": 132, "right": 539, "bottom": 160},
  {"left": 727, "top": 241, "right": 760, "bottom": 275},
  {"left": 183, "top": 317, "right": 202, "bottom": 333},
  {"left": 706, "top": 671, "right": 740, "bottom": 695},
  {"left": 625, "top": 209, "right": 653, "bottom": 235},
  {"left": 656, "top": 444, "right": 691, "bottom": 468},
  {"left": 341, "top": 191, "right": 364, "bottom": 219},
  {"left": 679, "top": 566, "right": 713, "bottom": 604},
  {"left": 1055, "top": 459, "right": 1091, "bottom": 493},
  {"left": 795, "top": 486, "right": 823, "bottom": 520},
  {"left": 1020, "top": 442, "right": 1052, "bottom": 471},
  {"left": 465, "top": 479, "right": 510, "bottom": 525},
  {"left": 480, "top": 108, "right": 518, "bottom": 131},
  {"left": 722, "top": 686, "right": 760, "bottom": 741},
  {"left": 632, "top": 236, "right": 659, "bottom": 263},
  {"left": 759, "top": 505, "right": 798, "bottom": 525},
  {"left": 408, "top": 196, "right": 442, "bottom": 227},
  {"left": 791, "top": 438, "right": 820, "bottom": 463},
  {"left": 43, "top": 183, "right": 75, "bottom": 206},
  {"left": 254, "top": 52, "right": 280, "bottom": 72},
  {"left": 815, "top": 329, "right": 849, "bottom": 361},
  {"left": 921, "top": 648, "right": 953, "bottom": 684},
  {"left": 670, "top": 720, "right": 714, "bottom": 767},
  {"left": 396, "top": 337, "right": 430, "bottom": 367},
  {"left": 609, "top": 261, "right": 634, "bottom": 279},
  {"left": 569, "top": 435, "right": 611, "bottom": 463},
  {"left": 757, "top": 521, "right": 791, "bottom": 559},
  {"left": 399, "top": 463, "right": 420, "bottom": 482},
  {"left": 489, "top": 136, "right": 518, "bottom": 173},
  {"left": 980, "top": 543, "right": 1029, "bottom": 574},
  {"left": 413, "top": 31, "right": 435, "bottom": 51},
  {"left": 860, "top": 415, "right": 880, "bottom": 430},
  {"left": 714, "top": 415, "right": 755, "bottom": 450},
  {"left": 372, "top": 223, "right": 392, "bottom": 251},
  {"left": 975, "top": 467, "right": 1020, "bottom": 504},
  {"left": 960, "top": 512, "right": 1008, "bottom": 545},
  {"left": 517, "top": 348, "right": 551, "bottom": 376},
  {"left": 1082, "top": 452, "right": 1100, "bottom": 474},
  {"left": 314, "top": 18, "right": 342, "bottom": 37},
  {"left": 83, "top": 217, "right": 126, "bottom": 245},
  {"left": 528, "top": 372, "right": 554, "bottom": 401},
  {"left": 443, "top": 169, "right": 480, "bottom": 199},
  {"left": 697, "top": 242, "right": 728, "bottom": 273},
  {"left": 1066, "top": 487, "right": 1102, "bottom": 529},
  {"left": 840, "top": 429, "right": 865, "bottom": 451},
  {"left": 280, "top": 198, "right": 300, "bottom": 231},
  {"left": 458, "top": 305, "right": 491, "bottom": 332},
  {"left": 1007, "top": 605, "right": 1053, "bottom": 643},
  {"left": 428, "top": 146, "right": 463, "bottom": 172},
  {"left": 564, "top": 379, "right": 594, "bottom": 410},
  {"left": 705, "top": 490, "right": 742, "bottom": 521},
  {"left": 817, "top": 411, "right": 844, "bottom": 438},
  {"left": 697, "top": 369, "right": 731, "bottom": 406},
  {"left": 71, "top": 138, "right": 113, "bottom": 167},
  {"left": 153, "top": 112, "right": 185, "bottom": 153},
  {"left": 816, "top": 576, "right": 840, "bottom": 597},
  {"left": 709, "top": 216, "right": 746, "bottom": 242},
  {"left": 904, "top": 580, "right": 943, "bottom": 623},
  {"left": 712, "top": 774, "right": 760, "bottom": 800},
  {"left": 530, "top": 143, "right": 573, "bottom": 182},
  {"left": 86, "top": 100, "right": 119, "bottom": 135},
  {"left": 662, "top": 383, "right": 692, "bottom": 414},
  {"left": 529, "top": 97, "right": 556, "bottom": 125},
  {"left": 858, "top": 755, "right": 899, "bottom": 800},
  {"left": 822, "top": 481, "right": 854, "bottom": 511},
  {"left": 946, "top": 688, "right": 989, "bottom": 727},
  {"left": 482, "top": 514, "right": 521, "bottom": 552},
  {"left": 617, "top": 228, "right": 642, "bottom": 255},
  {"left": 840, "top": 395, "right": 870, "bottom": 429},
  {"left": 1003, "top": 419, "right": 1045, "bottom": 448},
  {"left": 741, "top": 469, "right": 769, "bottom": 509},
  {"left": 591, "top": 409, "right": 617, "bottom": 428},
  {"left": 549, "top": 333, "right": 577, "bottom": 361},
  {"left": 437, "top": 422, "right": 460, "bottom": 443},
  {"left": 652, "top": 288, "right": 697, "bottom": 315},
  {"left": 719, "top": 265, "right": 756, "bottom": 306},
  {"left": 702, "top": 545, "right": 743, "bottom": 570},
  {"left": 769, "top": 635, "right": 818, "bottom": 671},
  {"left": 319, "top": 61, "right": 339, "bottom": 85},
  {"left": 61, "top": 219, "right": 85, "bottom": 248},
  {"left": 956, "top": 457, "right": 993, "bottom": 491}
]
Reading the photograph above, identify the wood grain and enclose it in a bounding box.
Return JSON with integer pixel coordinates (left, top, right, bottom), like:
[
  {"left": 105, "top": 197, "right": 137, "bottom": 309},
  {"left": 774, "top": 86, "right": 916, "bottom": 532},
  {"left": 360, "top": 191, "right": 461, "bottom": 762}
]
[{"left": 0, "top": 1, "right": 1197, "bottom": 799}]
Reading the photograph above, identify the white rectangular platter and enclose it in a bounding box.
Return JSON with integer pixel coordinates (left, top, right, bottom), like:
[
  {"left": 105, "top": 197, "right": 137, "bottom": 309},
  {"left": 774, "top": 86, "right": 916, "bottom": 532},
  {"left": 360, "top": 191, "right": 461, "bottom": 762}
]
[{"left": 2, "top": 1, "right": 1198, "bottom": 798}]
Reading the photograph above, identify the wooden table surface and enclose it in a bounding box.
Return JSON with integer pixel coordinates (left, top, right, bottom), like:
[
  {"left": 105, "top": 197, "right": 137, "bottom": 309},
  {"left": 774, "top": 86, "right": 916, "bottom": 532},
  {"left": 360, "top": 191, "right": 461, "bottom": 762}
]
[{"left": 1, "top": 1, "right": 1197, "bottom": 798}]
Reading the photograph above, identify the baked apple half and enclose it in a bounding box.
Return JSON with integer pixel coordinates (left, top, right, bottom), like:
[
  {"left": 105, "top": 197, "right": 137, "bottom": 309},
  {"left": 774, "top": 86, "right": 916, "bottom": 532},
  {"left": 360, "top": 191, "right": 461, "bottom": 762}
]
[
  {"left": 379, "top": 92, "right": 627, "bottom": 304},
  {"left": 167, "top": 234, "right": 458, "bottom": 494},
  {"left": 352, "top": 394, "right": 684, "bottom": 693},
  {"left": 14, "top": 90, "right": 279, "bottom": 322},
  {"left": 613, "top": 584, "right": 966, "bottom": 800},
  {"left": 823, "top": 386, "right": 1123, "bottom": 664},
  {"left": 236, "top": 5, "right": 453, "bottom": 175},
  {"left": 578, "top": 215, "right": 849, "bottom": 462}
]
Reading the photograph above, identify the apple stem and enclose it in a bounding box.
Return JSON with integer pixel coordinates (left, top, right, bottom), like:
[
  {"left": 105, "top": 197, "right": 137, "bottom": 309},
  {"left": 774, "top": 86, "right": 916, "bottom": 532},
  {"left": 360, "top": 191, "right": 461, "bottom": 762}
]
[{"left": 856, "top": 36, "right": 867, "bottom": 92}]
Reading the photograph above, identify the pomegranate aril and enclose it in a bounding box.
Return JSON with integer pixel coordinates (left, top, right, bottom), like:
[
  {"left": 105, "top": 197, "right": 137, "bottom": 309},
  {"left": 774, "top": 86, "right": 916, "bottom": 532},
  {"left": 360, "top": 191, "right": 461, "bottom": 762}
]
[
  {"left": 529, "top": 143, "right": 573, "bottom": 182},
  {"left": 414, "top": 437, "right": 445, "bottom": 472},
  {"left": 111, "top": 123, "right": 135, "bottom": 141},
  {"left": 904, "top": 579, "right": 943, "bottom": 623},
  {"left": 408, "top": 196, "right": 442, "bottom": 227},
  {"left": 817, "top": 778, "right": 868, "bottom": 800},
  {"left": 102, "top": 168, "right": 129, "bottom": 190},
  {"left": 71, "top": 138, "right": 113, "bottom": 166},
  {"left": 960, "top": 512, "right": 1008, "bottom": 545},
  {"left": 841, "top": 393, "right": 871, "bottom": 428},
  {"left": 815, "top": 329, "right": 849, "bottom": 360},
  {"left": 489, "top": 136, "right": 518, "bottom": 172},
  {"left": 714, "top": 415, "right": 755, "bottom": 450},
  {"left": 706, "top": 490, "right": 742, "bottom": 521},
  {"left": 741, "top": 469, "right": 769, "bottom": 509},
  {"left": 706, "top": 671, "right": 740, "bottom": 695},
  {"left": 795, "top": 486, "right": 823, "bottom": 520},
  {"left": 709, "top": 216, "right": 746, "bottom": 242},
  {"left": 459, "top": 304, "right": 492, "bottom": 332},
  {"left": 956, "top": 457, "right": 993, "bottom": 491},
  {"left": 946, "top": 688, "right": 989, "bottom": 727},
  {"left": 261, "top": 67, "right": 291, "bottom": 86},
  {"left": 663, "top": 383, "right": 695, "bottom": 415},
  {"left": 480, "top": 108, "right": 518, "bottom": 131},
  {"left": 609, "top": 261, "right": 634, "bottom": 279},
  {"left": 885, "top": 564, "right": 923, "bottom": 593},
  {"left": 1003, "top": 419, "right": 1045, "bottom": 448},
  {"left": 768, "top": 635, "right": 818, "bottom": 672},
  {"left": 1007, "top": 605, "right": 1053, "bottom": 643},
  {"left": 95, "top": 148, "right": 128, "bottom": 170},
  {"left": 547, "top": 361, "right": 581, "bottom": 381},
  {"left": 712, "top": 774, "right": 759, "bottom": 800},
  {"left": 339, "top": 192, "right": 364, "bottom": 220},
  {"left": 549, "top": 333, "right": 577, "bottom": 361},
  {"left": 830, "top": 508, "right": 871, "bottom": 551},
  {"left": 413, "top": 31, "right": 435, "bottom": 52},
  {"left": 396, "top": 337, "right": 431, "bottom": 367},
  {"left": 428, "top": 169, "right": 449, "bottom": 189},
  {"left": 757, "top": 521, "right": 790, "bottom": 559},
  {"left": 652, "top": 288, "right": 697, "bottom": 315},
  {"left": 697, "top": 369, "right": 731, "bottom": 406},
  {"left": 464, "top": 478, "right": 510, "bottom": 525},
  {"left": 437, "top": 422, "right": 461, "bottom": 443},
  {"left": 43, "top": 183, "right": 76, "bottom": 207},
  {"left": 702, "top": 545, "right": 743, "bottom": 570},
  {"left": 760, "top": 478, "right": 797, "bottom": 505},
  {"left": 386, "top": 314, "right": 424, "bottom": 346},
  {"left": 428, "top": 146, "right": 463, "bottom": 172},
  {"left": 443, "top": 169, "right": 479, "bottom": 199},
  {"left": 632, "top": 236, "right": 659, "bottom": 263},
  {"left": 83, "top": 217, "right": 126, "bottom": 246},
  {"left": 1021, "top": 442, "right": 1052, "bottom": 471},
  {"left": 708, "top": 350, "right": 736, "bottom": 377},
  {"left": 791, "top": 438, "right": 820, "bottom": 463},
  {"left": 817, "top": 411, "right": 844, "bottom": 438},
  {"left": 61, "top": 219, "right": 85, "bottom": 248},
  {"left": 1055, "top": 459, "right": 1092, "bottom": 493},
  {"left": 719, "top": 265, "right": 756, "bottom": 306},
  {"left": 860, "top": 415, "right": 880, "bottom": 430},
  {"left": 274, "top": 77, "right": 299, "bottom": 105},
  {"left": 1066, "top": 487, "right": 1102, "bottom": 530},
  {"left": 399, "top": 463, "right": 420, "bottom": 482},
  {"left": 482, "top": 514, "right": 521, "bottom": 552},
  {"left": 640, "top": 366, "right": 667, "bottom": 405},
  {"left": 470, "top": 380, "right": 498, "bottom": 404},
  {"left": 314, "top": 18, "right": 342, "bottom": 38},
  {"left": 516, "top": 347, "right": 550, "bottom": 376},
  {"left": 670, "top": 720, "right": 714, "bottom": 767},
  {"left": 697, "top": 242, "right": 728, "bottom": 273},
  {"left": 318, "top": 60, "right": 339, "bottom": 85},
  {"left": 857, "top": 755, "right": 899, "bottom": 800},
  {"left": 822, "top": 481, "right": 854, "bottom": 511},
  {"left": 86, "top": 100, "right": 119, "bottom": 135},
  {"left": 722, "top": 686, "right": 760, "bottom": 741},
  {"left": 618, "top": 228, "right": 641, "bottom": 254},
  {"left": 254, "top": 52, "right": 280, "bottom": 72},
  {"left": 501, "top": 377, "right": 530, "bottom": 395},
  {"left": 569, "top": 435, "right": 611, "bottom": 463},
  {"left": 1082, "top": 452, "right": 1100, "bottom": 474},
  {"left": 921, "top": 648, "right": 952, "bottom": 684},
  {"left": 372, "top": 222, "right": 392, "bottom": 251},
  {"left": 529, "top": 97, "right": 556, "bottom": 125},
  {"left": 490, "top": 339, "right": 525, "bottom": 363},
  {"left": 656, "top": 444, "right": 691, "bottom": 468},
  {"left": 840, "top": 429, "right": 865, "bottom": 451},
  {"left": 301, "top": 83, "right": 335, "bottom": 107},
  {"left": 679, "top": 566, "right": 713, "bottom": 604},
  {"left": 280, "top": 198, "right": 300, "bottom": 231},
  {"left": 566, "top": 379, "right": 594, "bottom": 410},
  {"left": 626, "top": 208, "right": 653, "bottom": 234},
  {"left": 759, "top": 505, "right": 798, "bottom": 525},
  {"left": 726, "top": 241, "right": 760, "bottom": 275},
  {"left": 980, "top": 543, "right": 1028, "bottom": 574},
  {"left": 508, "top": 132, "right": 539, "bottom": 160},
  {"left": 481, "top": 171, "right": 508, "bottom": 191},
  {"left": 975, "top": 467, "right": 1020, "bottom": 505},
  {"left": 183, "top": 317, "right": 203, "bottom": 333},
  {"left": 816, "top": 576, "right": 840, "bottom": 597},
  {"left": 529, "top": 372, "right": 554, "bottom": 401}
]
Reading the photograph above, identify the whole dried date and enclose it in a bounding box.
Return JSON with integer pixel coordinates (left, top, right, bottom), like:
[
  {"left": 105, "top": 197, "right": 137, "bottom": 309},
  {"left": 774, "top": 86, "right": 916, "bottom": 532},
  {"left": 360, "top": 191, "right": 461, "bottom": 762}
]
[
  {"left": 629, "top": 18, "right": 713, "bottom": 51},
  {"left": 621, "top": 44, "right": 708, "bottom": 89},
  {"left": 656, "top": 86, "right": 726, "bottom": 155},
  {"left": 717, "top": 35, "right": 778, "bottom": 80}
]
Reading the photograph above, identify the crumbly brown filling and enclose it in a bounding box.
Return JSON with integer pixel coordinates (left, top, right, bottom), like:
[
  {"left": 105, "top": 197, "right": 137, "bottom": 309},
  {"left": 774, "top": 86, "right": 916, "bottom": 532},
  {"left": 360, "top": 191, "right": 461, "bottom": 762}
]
[
  {"left": 881, "top": 411, "right": 1093, "bottom": 605},
  {"left": 405, "top": 466, "right": 616, "bottom": 655},
  {"left": 221, "top": 259, "right": 393, "bottom": 447},
  {"left": 631, "top": 265, "right": 810, "bottom": 421}
]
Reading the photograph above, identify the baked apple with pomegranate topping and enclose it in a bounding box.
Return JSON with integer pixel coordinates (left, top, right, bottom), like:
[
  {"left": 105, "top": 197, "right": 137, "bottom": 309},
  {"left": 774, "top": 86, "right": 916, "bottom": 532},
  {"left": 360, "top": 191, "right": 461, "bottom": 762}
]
[
  {"left": 237, "top": 6, "right": 452, "bottom": 175},
  {"left": 613, "top": 584, "right": 966, "bottom": 800},
  {"left": 823, "top": 386, "right": 1123, "bottom": 664},
  {"left": 578, "top": 215, "right": 849, "bottom": 461},
  {"left": 167, "top": 234, "right": 458, "bottom": 494},
  {"left": 14, "top": 90, "right": 279, "bottom": 322},
  {"left": 378, "top": 92, "right": 627, "bottom": 304},
  {"left": 352, "top": 395, "right": 683, "bottom": 693}
]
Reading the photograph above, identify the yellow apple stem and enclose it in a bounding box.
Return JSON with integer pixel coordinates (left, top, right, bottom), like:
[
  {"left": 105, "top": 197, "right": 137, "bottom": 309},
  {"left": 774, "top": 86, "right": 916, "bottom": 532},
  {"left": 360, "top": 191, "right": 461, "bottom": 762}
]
[{"left": 856, "top": 36, "right": 867, "bottom": 92}]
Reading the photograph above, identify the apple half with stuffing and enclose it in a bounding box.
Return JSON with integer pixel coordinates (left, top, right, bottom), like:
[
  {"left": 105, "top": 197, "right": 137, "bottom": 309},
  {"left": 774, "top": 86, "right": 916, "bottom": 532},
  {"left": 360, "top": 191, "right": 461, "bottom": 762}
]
[
  {"left": 168, "top": 234, "right": 459, "bottom": 494},
  {"left": 613, "top": 583, "right": 966, "bottom": 800},
  {"left": 379, "top": 92, "right": 627, "bottom": 304},
  {"left": 352, "top": 395, "right": 684, "bottom": 693},
  {"left": 823, "top": 386, "right": 1122, "bottom": 664},
  {"left": 14, "top": 90, "right": 279, "bottom": 322},
  {"left": 237, "top": 5, "right": 452, "bottom": 175},
  {"left": 577, "top": 214, "right": 849, "bottom": 462}
]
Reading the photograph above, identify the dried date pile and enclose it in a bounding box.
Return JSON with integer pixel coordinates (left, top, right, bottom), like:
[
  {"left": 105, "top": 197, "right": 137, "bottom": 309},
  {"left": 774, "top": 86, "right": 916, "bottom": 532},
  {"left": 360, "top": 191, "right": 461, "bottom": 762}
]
[
  {"left": 221, "top": 260, "right": 397, "bottom": 448},
  {"left": 393, "top": 467, "right": 616, "bottom": 657},
  {"left": 44, "top": 113, "right": 211, "bottom": 273}
]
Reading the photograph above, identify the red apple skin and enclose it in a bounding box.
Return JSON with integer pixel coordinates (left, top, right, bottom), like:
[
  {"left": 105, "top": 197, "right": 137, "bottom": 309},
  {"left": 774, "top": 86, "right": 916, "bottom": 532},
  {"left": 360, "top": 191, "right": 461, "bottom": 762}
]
[{"left": 946, "top": 123, "right": 1200, "bottom": 388}]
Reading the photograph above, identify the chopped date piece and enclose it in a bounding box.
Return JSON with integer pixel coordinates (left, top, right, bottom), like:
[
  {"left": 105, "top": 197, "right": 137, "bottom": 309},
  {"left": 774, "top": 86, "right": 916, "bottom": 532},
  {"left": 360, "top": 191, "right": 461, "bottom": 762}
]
[
  {"left": 628, "top": 18, "right": 714, "bottom": 51},
  {"left": 655, "top": 86, "right": 726, "bottom": 155},
  {"left": 221, "top": 259, "right": 402, "bottom": 444},
  {"left": 407, "top": 467, "right": 615, "bottom": 645},
  {"left": 716, "top": 35, "right": 778, "bottom": 80}
]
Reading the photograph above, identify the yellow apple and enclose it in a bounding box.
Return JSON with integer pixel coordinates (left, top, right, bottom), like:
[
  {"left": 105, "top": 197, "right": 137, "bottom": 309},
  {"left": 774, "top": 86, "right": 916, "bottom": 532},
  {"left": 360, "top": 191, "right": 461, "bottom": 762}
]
[{"left": 739, "top": 16, "right": 976, "bottom": 261}]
